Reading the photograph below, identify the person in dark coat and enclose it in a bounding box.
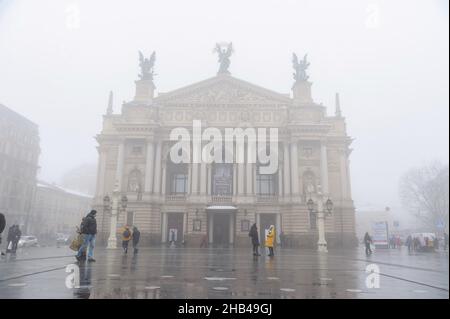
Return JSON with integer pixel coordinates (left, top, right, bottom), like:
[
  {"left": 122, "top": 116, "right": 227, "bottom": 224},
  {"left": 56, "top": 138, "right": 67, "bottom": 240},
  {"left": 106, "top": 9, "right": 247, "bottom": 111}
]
[
  {"left": 364, "top": 232, "right": 373, "bottom": 256},
  {"left": 76, "top": 210, "right": 97, "bottom": 262},
  {"left": 12, "top": 225, "right": 21, "bottom": 253},
  {"left": 132, "top": 226, "right": 140, "bottom": 254},
  {"left": 0, "top": 213, "right": 5, "bottom": 256},
  {"left": 248, "top": 223, "right": 260, "bottom": 256}
]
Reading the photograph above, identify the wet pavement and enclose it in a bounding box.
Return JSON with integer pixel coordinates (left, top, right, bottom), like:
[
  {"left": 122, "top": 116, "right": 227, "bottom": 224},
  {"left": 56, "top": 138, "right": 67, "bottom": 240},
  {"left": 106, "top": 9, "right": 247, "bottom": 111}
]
[{"left": 0, "top": 245, "right": 448, "bottom": 299}]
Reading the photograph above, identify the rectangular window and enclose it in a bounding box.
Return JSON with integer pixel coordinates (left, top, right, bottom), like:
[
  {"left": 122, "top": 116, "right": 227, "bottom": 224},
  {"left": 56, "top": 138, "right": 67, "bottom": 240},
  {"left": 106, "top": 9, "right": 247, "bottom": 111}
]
[
  {"left": 171, "top": 174, "right": 188, "bottom": 194},
  {"left": 256, "top": 174, "right": 276, "bottom": 195},
  {"left": 132, "top": 146, "right": 143, "bottom": 155}
]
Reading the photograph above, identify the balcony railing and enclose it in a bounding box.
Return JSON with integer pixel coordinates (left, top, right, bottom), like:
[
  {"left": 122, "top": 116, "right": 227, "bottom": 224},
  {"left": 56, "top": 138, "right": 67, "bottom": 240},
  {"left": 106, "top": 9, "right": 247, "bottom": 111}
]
[
  {"left": 165, "top": 194, "right": 187, "bottom": 202},
  {"left": 256, "top": 194, "right": 279, "bottom": 203},
  {"left": 210, "top": 195, "right": 233, "bottom": 203}
]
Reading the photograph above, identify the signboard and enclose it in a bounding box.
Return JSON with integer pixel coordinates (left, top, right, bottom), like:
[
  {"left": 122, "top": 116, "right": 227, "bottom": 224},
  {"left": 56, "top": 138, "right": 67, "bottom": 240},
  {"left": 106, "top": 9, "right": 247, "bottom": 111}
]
[{"left": 371, "top": 221, "right": 389, "bottom": 248}]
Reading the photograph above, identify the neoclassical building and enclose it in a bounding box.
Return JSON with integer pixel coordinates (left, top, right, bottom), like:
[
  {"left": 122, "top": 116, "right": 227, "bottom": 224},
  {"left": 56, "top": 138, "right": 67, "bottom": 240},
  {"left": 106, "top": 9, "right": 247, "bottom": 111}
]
[{"left": 93, "top": 49, "right": 356, "bottom": 248}]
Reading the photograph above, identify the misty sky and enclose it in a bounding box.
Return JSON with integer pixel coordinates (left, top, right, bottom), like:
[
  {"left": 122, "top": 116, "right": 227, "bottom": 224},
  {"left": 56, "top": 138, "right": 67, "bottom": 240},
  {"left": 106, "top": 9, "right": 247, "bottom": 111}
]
[{"left": 0, "top": 0, "right": 448, "bottom": 219}]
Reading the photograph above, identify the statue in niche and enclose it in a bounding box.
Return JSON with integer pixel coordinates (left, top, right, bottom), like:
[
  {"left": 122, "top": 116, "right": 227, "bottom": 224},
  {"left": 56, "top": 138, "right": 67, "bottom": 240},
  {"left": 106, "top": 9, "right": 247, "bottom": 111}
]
[
  {"left": 303, "top": 171, "right": 316, "bottom": 195},
  {"left": 128, "top": 169, "right": 142, "bottom": 193}
]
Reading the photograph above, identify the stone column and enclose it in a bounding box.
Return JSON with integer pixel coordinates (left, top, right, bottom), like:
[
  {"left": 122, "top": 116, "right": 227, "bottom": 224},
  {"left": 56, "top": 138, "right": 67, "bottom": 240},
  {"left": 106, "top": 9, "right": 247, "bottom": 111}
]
[
  {"left": 339, "top": 149, "right": 348, "bottom": 199},
  {"left": 153, "top": 141, "right": 162, "bottom": 194},
  {"left": 237, "top": 146, "right": 245, "bottom": 195},
  {"left": 208, "top": 215, "right": 214, "bottom": 244},
  {"left": 320, "top": 142, "right": 329, "bottom": 194},
  {"left": 207, "top": 165, "right": 212, "bottom": 195},
  {"left": 161, "top": 161, "right": 167, "bottom": 195},
  {"left": 290, "top": 141, "right": 300, "bottom": 196},
  {"left": 229, "top": 214, "right": 234, "bottom": 244},
  {"left": 144, "top": 141, "right": 155, "bottom": 193},
  {"left": 95, "top": 146, "right": 107, "bottom": 197},
  {"left": 278, "top": 165, "right": 283, "bottom": 197},
  {"left": 115, "top": 141, "right": 125, "bottom": 191},
  {"left": 191, "top": 163, "right": 199, "bottom": 195},
  {"left": 161, "top": 212, "right": 167, "bottom": 243},
  {"left": 232, "top": 164, "right": 237, "bottom": 196},
  {"left": 246, "top": 163, "right": 253, "bottom": 195},
  {"left": 283, "top": 143, "right": 291, "bottom": 197},
  {"left": 200, "top": 162, "right": 207, "bottom": 195}
]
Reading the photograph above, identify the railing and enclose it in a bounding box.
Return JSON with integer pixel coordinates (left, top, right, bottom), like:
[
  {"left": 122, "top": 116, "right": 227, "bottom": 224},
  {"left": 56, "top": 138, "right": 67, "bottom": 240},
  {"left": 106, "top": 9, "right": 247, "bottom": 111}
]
[
  {"left": 210, "top": 195, "right": 233, "bottom": 203},
  {"left": 256, "top": 195, "right": 279, "bottom": 203},
  {"left": 165, "top": 194, "right": 187, "bottom": 202}
]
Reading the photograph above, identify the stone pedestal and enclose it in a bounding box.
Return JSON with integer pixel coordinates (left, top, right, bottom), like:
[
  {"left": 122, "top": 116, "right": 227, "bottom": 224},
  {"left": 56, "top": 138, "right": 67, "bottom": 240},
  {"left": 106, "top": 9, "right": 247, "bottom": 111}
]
[
  {"left": 292, "top": 81, "right": 313, "bottom": 105},
  {"left": 134, "top": 79, "right": 155, "bottom": 104}
]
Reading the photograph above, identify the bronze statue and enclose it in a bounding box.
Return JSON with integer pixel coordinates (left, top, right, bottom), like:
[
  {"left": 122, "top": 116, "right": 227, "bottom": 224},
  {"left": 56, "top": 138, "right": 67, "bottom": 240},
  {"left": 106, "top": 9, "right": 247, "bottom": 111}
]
[
  {"left": 138, "top": 51, "right": 156, "bottom": 80},
  {"left": 214, "top": 42, "right": 233, "bottom": 74},
  {"left": 292, "top": 53, "right": 310, "bottom": 82}
]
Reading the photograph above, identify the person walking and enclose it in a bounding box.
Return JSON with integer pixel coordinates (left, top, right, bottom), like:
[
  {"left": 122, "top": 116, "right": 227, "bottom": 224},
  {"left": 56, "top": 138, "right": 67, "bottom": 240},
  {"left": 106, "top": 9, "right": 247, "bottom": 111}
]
[
  {"left": 132, "top": 226, "right": 140, "bottom": 254},
  {"left": 12, "top": 225, "right": 21, "bottom": 253},
  {"left": 0, "top": 213, "right": 5, "bottom": 256},
  {"left": 265, "top": 225, "right": 276, "bottom": 257},
  {"left": 248, "top": 223, "right": 260, "bottom": 256},
  {"left": 364, "top": 232, "right": 373, "bottom": 256},
  {"left": 121, "top": 226, "right": 132, "bottom": 254},
  {"left": 76, "top": 210, "right": 97, "bottom": 263},
  {"left": 6, "top": 225, "right": 15, "bottom": 253},
  {"left": 444, "top": 233, "right": 448, "bottom": 251},
  {"left": 406, "top": 234, "right": 413, "bottom": 253}
]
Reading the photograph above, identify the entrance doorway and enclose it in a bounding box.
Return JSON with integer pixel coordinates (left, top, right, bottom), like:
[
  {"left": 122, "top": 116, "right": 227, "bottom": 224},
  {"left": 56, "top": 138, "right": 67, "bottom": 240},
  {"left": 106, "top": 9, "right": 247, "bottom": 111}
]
[
  {"left": 167, "top": 213, "right": 184, "bottom": 245},
  {"left": 212, "top": 213, "right": 230, "bottom": 247}
]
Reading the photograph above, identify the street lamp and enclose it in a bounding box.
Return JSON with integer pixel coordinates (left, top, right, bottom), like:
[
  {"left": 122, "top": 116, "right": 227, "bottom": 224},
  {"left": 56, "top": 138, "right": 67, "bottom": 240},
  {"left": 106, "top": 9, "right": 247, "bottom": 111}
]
[
  {"left": 106, "top": 182, "right": 128, "bottom": 249},
  {"left": 307, "top": 187, "right": 333, "bottom": 253}
]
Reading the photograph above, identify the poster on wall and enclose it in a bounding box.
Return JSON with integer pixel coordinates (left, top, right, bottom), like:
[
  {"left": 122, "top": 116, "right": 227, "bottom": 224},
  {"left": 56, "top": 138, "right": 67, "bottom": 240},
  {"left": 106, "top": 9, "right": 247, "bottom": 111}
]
[{"left": 371, "top": 221, "right": 389, "bottom": 248}]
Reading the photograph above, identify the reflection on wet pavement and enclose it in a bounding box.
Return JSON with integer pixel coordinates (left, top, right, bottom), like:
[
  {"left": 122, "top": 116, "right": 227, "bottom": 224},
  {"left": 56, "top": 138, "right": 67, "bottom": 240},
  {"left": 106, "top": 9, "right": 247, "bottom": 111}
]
[{"left": 0, "top": 246, "right": 448, "bottom": 299}]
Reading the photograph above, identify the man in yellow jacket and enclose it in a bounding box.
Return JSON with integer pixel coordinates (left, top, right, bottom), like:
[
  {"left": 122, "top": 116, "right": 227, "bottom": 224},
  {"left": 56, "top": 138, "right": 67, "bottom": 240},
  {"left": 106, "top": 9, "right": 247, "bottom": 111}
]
[
  {"left": 121, "top": 226, "right": 132, "bottom": 254},
  {"left": 265, "top": 225, "right": 276, "bottom": 257}
]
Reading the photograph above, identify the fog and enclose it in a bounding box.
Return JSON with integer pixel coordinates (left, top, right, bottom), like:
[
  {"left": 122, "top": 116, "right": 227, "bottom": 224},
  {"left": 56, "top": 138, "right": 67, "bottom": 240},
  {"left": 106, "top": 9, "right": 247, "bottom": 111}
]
[{"left": 0, "top": 0, "right": 448, "bottom": 219}]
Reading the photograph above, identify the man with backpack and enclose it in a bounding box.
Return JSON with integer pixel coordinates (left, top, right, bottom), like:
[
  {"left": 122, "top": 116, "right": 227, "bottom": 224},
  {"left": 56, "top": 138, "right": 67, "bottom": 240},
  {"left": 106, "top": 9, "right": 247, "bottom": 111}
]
[
  {"left": 121, "top": 226, "right": 132, "bottom": 254},
  {"left": 76, "top": 210, "right": 97, "bottom": 263}
]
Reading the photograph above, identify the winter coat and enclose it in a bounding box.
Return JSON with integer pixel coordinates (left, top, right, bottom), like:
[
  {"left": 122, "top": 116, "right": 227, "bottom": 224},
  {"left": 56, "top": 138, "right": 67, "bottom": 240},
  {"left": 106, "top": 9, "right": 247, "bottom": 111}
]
[
  {"left": 265, "top": 227, "right": 275, "bottom": 248},
  {"left": 0, "top": 213, "right": 5, "bottom": 234},
  {"left": 248, "top": 225, "right": 259, "bottom": 246},
  {"left": 132, "top": 228, "right": 140, "bottom": 245},
  {"left": 122, "top": 227, "right": 132, "bottom": 241},
  {"left": 81, "top": 212, "right": 97, "bottom": 235},
  {"left": 364, "top": 233, "right": 372, "bottom": 245}
]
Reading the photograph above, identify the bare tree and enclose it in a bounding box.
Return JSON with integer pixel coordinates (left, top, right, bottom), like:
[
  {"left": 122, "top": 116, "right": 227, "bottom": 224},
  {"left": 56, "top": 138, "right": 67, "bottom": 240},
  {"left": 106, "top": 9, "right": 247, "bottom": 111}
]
[{"left": 399, "top": 162, "right": 449, "bottom": 232}]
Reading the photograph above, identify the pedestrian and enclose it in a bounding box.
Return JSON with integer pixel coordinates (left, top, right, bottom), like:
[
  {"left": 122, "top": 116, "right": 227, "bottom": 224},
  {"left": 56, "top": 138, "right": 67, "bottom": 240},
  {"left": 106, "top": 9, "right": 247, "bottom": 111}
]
[
  {"left": 248, "top": 223, "right": 260, "bottom": 256},
  {"left": 444, "top": 233, "right": 448, "bottom": 251},
  {"left": 0, "top": 213, "right": 5, "bottom": 256},
  {"left": 364, "top": 232, "right": 373, "bottom": 256},
  {"left": 12, "top": 225, "right": 21, "bottom": 253},
  {"left": 132, "top": 226, "right": 140, "bottom": 254},
  {"left": 406, "top": 234, "right": 413, "bottom": 253},
  {"left": 200, "top": 234, "right": 208, "bottom": 248},
  {"left": 265, "top": 225, "right": 275, "bottom": 257},
  {"left": 6, "top": 225, "right": 15, "bottom": 253},
  {"left": 121, "top": 226, "right": 132, "bottom": 254},
  {"left": 76, "top": 210, "right": 97, "bottom": 263}
]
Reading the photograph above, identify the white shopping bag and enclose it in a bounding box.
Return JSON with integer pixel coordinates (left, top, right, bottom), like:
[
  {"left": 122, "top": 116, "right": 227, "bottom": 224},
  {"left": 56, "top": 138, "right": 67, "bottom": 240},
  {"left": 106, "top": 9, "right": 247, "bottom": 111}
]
[{"left": 7, "top": 241, "right": 12, "bottom": 250}]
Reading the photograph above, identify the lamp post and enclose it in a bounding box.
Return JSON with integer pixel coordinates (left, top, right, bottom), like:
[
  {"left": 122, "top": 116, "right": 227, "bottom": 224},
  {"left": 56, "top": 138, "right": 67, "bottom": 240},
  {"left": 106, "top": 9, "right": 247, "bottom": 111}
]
[
  {"left": 106, "top": 182, "right": 128, "bottom": 249},
  {"left": 307, "top": 186, "right": 333, "bottom": 253}
]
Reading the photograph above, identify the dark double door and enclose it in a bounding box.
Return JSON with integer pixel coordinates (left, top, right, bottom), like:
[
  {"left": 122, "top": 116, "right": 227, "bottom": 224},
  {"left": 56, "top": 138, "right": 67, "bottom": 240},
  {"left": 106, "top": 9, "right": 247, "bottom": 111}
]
[{"left": 167, "top": 213, "right": 184, "bottom": 244}]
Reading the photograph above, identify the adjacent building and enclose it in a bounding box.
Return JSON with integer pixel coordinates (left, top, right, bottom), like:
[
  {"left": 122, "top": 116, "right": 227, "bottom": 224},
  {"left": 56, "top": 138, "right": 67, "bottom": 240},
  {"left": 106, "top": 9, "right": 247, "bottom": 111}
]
[
  {"left": 0, "top": 104, "right": 40, "bottom": 231},
  {"left": 30, "top": 181, "right": 92, "bottom": 239},
  {"left": 93, "top": 49, "right": 356, "bottom": 248}
]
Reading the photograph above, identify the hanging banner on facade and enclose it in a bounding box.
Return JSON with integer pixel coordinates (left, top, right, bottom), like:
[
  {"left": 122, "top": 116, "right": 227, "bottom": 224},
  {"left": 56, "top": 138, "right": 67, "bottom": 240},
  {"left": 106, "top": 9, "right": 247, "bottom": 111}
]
[{"left": 371, "top": 221, "right": 389, "bottom": 248}]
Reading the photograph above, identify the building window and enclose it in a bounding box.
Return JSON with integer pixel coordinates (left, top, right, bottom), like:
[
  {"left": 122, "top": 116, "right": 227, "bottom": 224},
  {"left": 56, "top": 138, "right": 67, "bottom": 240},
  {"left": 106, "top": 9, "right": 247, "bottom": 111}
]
[
  {"left": 127, "top": 169, "right": 142, "bottom": 193},
  {"left": 212, "top": 164, "right": 233, "bottom": 195},
  {"left": 171, "top": 174, "right": 188, "bottom": 194},
  {"left": 256, "top": 174, "right": 276, "bottom": 195},
  {"left": 131, "top": 146, "right": 143, "bottom": 155}
]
